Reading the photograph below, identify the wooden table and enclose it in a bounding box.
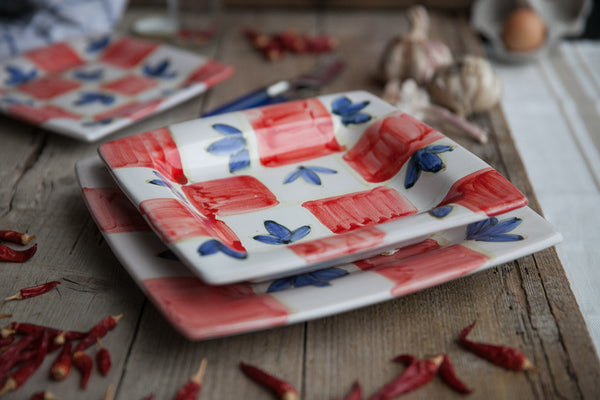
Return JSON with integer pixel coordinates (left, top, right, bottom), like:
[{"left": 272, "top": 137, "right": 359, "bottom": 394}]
[{"left": 1, "top": 7, "right": 599, "bottom": 399}]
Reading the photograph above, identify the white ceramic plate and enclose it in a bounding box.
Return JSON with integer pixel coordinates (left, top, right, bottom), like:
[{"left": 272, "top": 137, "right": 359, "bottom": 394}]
[
  {"left": 0, "top": 34, "right": 233, "bottom": 142},
  {"left": 98, "top": 91, "right": 529, "bottom": 284},
  {"left": 76, "top": 155, "right": 561, "bottom": 340}
]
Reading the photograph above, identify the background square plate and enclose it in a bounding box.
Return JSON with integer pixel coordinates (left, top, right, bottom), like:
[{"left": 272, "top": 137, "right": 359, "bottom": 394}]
[
  {"left": 0, "top": 34, "right": 233, "bottom": 142},
  {"left": 76, "top": 156, "right": 561, "bottom": 340},
  {"left": 98, "top": 91, "right": 529, "bottom": 284}
]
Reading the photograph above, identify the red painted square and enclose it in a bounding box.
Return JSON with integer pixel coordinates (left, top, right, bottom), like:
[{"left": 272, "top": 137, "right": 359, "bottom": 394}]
[
  {"left": 354, "top": 238, "right": 441, "bottom": 271},
  {"left": 181, "top": 175, "right": 279, "bottom": 217},
  {"left": 99, "top": 37, "right": 158, "bottom": 68},
  {"left": 98, "top": 126, "right": 187, "bottom": 185},
  {"left": 437, "top": 168, "right": 528, "bottom": 216},
  {"left": 101, "top": 74, "right": 157, "bottom": 96},
  {"left": 343, "top": 112, "right": 444, "bottom": 182},
  {"left": 289, "top": 226, "right": 385, "bottom": 264},
  {"left": 25, "top": 42, "right": 85, "bottom": 73},
  {"left": 182, "top": 60, "right": 235, "bottom": 88},
  {"left": 143, "top": 277, "right": 289, "bottom": 340},
  {"left": 302, "top": 186, "right": 417, "bottom": 234},
  {"left": 94, "top": 99, "right": 162, "bottom": 122},
  {"left": 139, "top": 198, "right": 244, "bottom": 253},
  {"left": 17, "top": 76, "right": 80, "bottom": 99},
  {"left": 374, "top": 244, "right": 488, "bottom": 297},
  {"left": 82, "top": 187, "right": 150, "bottom": 234},
  {"left": 244, "top": 98, "right": 342, "bottom": 167},
  {"left": 7, "top": 104, "right": 79, "bottom": 125}
]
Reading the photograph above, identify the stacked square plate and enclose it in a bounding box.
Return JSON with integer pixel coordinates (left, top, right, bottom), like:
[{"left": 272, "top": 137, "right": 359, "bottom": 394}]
[{"left": 75, "top": 91, "right": 561, "bottom": 340}]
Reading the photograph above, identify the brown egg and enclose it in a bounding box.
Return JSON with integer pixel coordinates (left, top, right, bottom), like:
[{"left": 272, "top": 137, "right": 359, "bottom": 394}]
[{"left": 502, "top": 8, "right": 546, "bottom": 52}]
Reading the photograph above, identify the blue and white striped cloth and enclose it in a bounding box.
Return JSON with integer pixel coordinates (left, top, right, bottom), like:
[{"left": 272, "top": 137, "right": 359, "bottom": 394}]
[{"left": 0, "top": 0, "right": 128, "bottom": 60}]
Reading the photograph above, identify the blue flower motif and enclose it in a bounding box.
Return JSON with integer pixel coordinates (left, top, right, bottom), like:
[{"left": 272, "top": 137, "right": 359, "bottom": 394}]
[
  {"left": 147, "top": 179, "right": 169, "bottom": 187},
  {"left": 4, "top": 65, "right": 37, "bottom": 86},
  {"left": 74, "top": 68, "right": 103, "bottom": 81},
  {"left": 267, "top": 267, "right": 349, "bottom": 292},
  {"left": 206, "top": 123, "right": 250, "bottom": 173},
  {"left": 86, "top": 35, "right": 111, "bottom": 53},
  {"left": 198, "top": 239, "right": 247, "bottom": 259},
  {"left": 405, "top": 145, "right": 453, "bottom": 189},
  {"left": 466, "top": 217, "right": 524, "bottom": 242},
  {"left": 331, "top": 96, "right": 371, "bottom": 125},
  {"left": 429, "top": 205, "right": 453, "bottom": 218},
  {"left": 253, "top": 220, "right": 311, "bottom": 245},
  {"left": 284, "top": 166, "right": 337, "bottom": 185},
  {"left": 74, "top": 92, "right": 115, "bottom": 106},
  {"left": 143, "top": 59, "right": 177, "bottom": 79}
]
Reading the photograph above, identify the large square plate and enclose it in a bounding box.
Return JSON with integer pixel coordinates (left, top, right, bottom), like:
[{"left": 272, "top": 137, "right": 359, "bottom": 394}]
[
  {"left": 98, "top": 91, "right": 529, "bottom": 284},
  {"left": 76, "top": 156, "right": 561, "bottom": 340},
  {"left": 0, "top": 34, "right": 233, "bottom": 142}
]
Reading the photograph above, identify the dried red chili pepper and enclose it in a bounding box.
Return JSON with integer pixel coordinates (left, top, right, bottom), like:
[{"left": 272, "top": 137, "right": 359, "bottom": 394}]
[
  {"left": 239, "top": 361, "right": 299, "bottom": 400},
  {"left": 96, "top": 338, "right": 111, "bottom": 376},
  {"left": 459, "top": 321, "right": 535, "bottom": 371},
  {"left": 174, "top": 358, "right": 208, "bottom": 400},
  {"left": 5, "top": 281, "right": 61, "bottom": 301},
  {"left": 29, "top": 391, "right": 60, "bottom": 400},
  {"left": 0, "top": 331, "right": 42, "bottom": 380},
  {"left": 73, "top": 350, "right": 93, "bottom": 389},
  {"left": 0, "top": 243, "right": 37, "bottom": 262},
  {"left": 438, "top": 354, "right": 472, "bottom": 394},
  {"left": 0, "top": 230, "right": 35, "bottom": 245},
  {"left": 369, "top": 354, "right": 443, "bottom": 400},
  {"left": 0, "top": 329, "right": 50, "bottom": 395},
  {"left": 74, "top": 314, "right": 123, "bottom": 353},
  {"left": 50, "top": 340, "right": 72, "bottom": 380},
  {"left": 342, "top": 381, "right": 363, "bottom": 400},
  {"left": 1, "top": 322, "right": 85, "bottom": 343}
]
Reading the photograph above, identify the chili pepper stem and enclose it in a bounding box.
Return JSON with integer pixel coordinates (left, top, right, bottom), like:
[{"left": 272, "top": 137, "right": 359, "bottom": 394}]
[
  {"left": 0, "top": 314, "right": 12, "bottom": 319},
  {"left": 0, "top": 378, "right": 17, "bottom": 396},
  {"left": 192, "top": 358, "right": 208, "bottom": 385},
  {"left": 104, "top": 385, "right": 115, "bottom": 400}
]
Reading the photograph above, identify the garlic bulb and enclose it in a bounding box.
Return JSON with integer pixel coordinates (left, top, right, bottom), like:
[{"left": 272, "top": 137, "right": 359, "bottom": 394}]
[
  {"left": 378, "top": 5, "right": 453, "bottom": 85},
  {"left": 428, "top": 55, "right": 502, "bottom": 117}
]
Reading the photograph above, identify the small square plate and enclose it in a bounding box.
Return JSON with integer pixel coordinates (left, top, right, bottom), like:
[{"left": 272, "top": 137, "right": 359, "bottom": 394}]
[
  {"left": 98, "top": 91, "right": 528, "bottom": 284},
  {"left": 76, "top": 156, "right": 560, "bottom": 340},
  {"left": 0, "top": 34, "right": 233, "bottom": 142}
]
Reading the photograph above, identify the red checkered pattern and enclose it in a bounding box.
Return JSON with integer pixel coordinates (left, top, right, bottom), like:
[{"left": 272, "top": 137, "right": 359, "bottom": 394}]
[
  {"left": 101, "top": 75, "right": 158, "bottom": 96},
  {"left": 25, "top": 42, "right": 85, "bottom": 73},
  {"left": 17, "top": 76, "right": 81, "bottom": 99},
  {"left": 99, "top": 37, "right": 158, "bottom": 68}
]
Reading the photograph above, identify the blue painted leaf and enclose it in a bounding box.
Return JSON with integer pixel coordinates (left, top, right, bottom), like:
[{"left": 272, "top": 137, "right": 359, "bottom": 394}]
[
  {"left": 414, "top": 151, "right": 444, "bottom": 173},
  {"left": 404, "top": 157, "right": 421, "bottom": 189},
  {"left": 331, "top": 96, "right": 352, "bottom": 114},
  {"left": 87, "top": 36, "right": 110, "bottom": 52},
  {"left": 466, "top": 218, "right": 493, "bottom": 238},
  {"left": 198, "top": 239, "right": 220, "bottom": 255},
  {"left": 148, "top": 179, "right": 168, "bottom": 186},
  {"left": 473, "top": 234, "right": 524, "bottom": 242},
  {"left": 207, "top": 137, "right": 246, "bottom": 155},
  {"left": 336, "top": 100, "right": 370, "bottom": 116},
  {"left": 481, "top": 217, "right": 523, "bottom": 236},
  {"left": 301, "top": 168, "right": 322, "bottom": 185},
  {"left": 341, "top": 113, "right": 371, "bottom": 125},
  {"left": 218, "top": 243, "right": 248, "bottom": 259},
  {"left": 466, "top": 217, "right": 524, "bottom": 242},
  {"left": 74, "top": 92, "right": 115, "bottom": 106},
  {"left": 253, "top": 234, "right": 284, "bottom": 245},
  {"left": 308, "top": 166, "right": 337, "bottom": 174},
  {"left": 229, "top": 149, "right": 250, "bottom": 173},
  {"left": 289, "top": 225, "right": 311, "bottom": 242},
  {"left": 212, "top": 123, "right": 243, "bottom": 136},
  {"left": 157, "top": 249, "right": 179, "bottom": 260},
  {"left": 429, "top": 205, "right": 453, "bottom": 218},
  {"left": 312, "top": 267, "right": 348, "bottom": 280},
  {"left": 264, "top": 220, "right": 292, "bottom": 241},
  {"left": 426, "top": 145, "right": 454, "bottom": 154},
  {"left": 267, "top": 279, "right": 292, "bottom": 293},
  {"left": 74, "top": 69, "right": 103, "bottom": 81},
  {"left": 284, "top": 169, "right": 303, "bottom": 184},
  {"left": 4, "top": 65, "right": 37, "bottom": 86},
  {"left": 143, "top": 59, "right": 177, "bottom": 79},
  {"left": 294, "top": 273, "right": 327, "bottom": 287}
]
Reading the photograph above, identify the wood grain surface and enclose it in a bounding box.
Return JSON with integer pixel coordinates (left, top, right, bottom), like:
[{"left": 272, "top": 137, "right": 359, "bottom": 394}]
[{"left": 0, "top": 8, "right": 598, "bottom": 400}]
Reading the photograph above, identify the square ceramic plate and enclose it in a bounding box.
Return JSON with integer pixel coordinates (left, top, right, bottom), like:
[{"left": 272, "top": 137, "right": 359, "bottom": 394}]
[
  {"left": 0, "top": 34, "right": 233, "bottom": 142},
  {"left": 76, "top": 156, "right": 561, "bottom": 340},
  {"left": 98, "top": 91, "right": 529, "bottom": 284}
]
